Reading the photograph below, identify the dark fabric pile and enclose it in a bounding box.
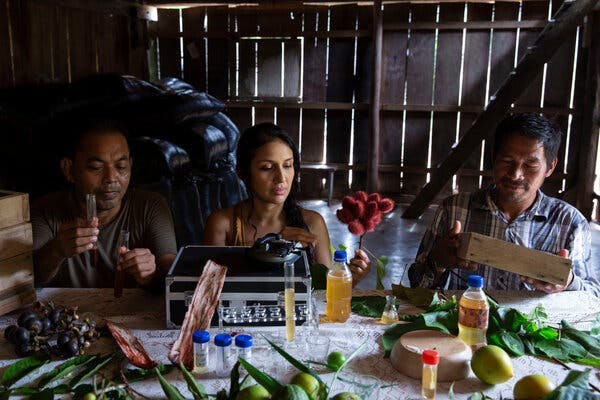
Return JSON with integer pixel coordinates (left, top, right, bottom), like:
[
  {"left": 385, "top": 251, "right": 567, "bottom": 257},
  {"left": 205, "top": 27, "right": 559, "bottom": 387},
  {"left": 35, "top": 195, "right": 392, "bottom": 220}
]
[{"left": 0, "top": 74, "right": 247, "bottom": 246}]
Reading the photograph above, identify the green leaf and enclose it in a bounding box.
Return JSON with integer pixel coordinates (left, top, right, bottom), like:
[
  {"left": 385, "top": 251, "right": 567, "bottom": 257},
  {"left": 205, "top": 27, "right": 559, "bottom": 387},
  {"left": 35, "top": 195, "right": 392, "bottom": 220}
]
[
  {"left": 38, "top": 354, "right": 96, "bottom": 389},
  {"left": 326, "top": 342, "right": 368, "bottom": 398},
  {"left": 590, "top": 315, "right": 600, "bottom": 338},
  {"left": 542, "top": 369, "right": 597, "bottom": 400},
  {"left": 496, "top": 330, "right": 525, "bottom": 356},
  {"left": 0, "top": 353, "right": 50, "bottom": 388},
  {"left": 533, "top": 337, "right": 588, "bottom": 360},
  {"left": 228, "top": 362, "right": 241, "bottom": 400},
  {"left": 215, "top": 389, "right": 228, "bottom": 400},
  {"left": 562, "top": 320, "right": 600, "bottom": 357},
  {"left": 351, "top": 296, "right": 388, "bottom": 318},
  {"left": 574, "top": 357, "right": 600, "bottom": 367},
  {"left": 155, "top": 366, "right": 185, "bottom": 400},
  {"left": 533, "top": 327, "right": 559, "bottom": 341},
  {"left": 29, "top": 388, "right": 54, "bottom": 400},
  {"left": 391, "top": 284, "right": 434, "bottom": 307},
  {"left": 72, "top": 384, "right": 93, "bottom": 399},
  {"left": 448, "top": 382, "right": 456, "bottom": 400},
  {"left": 376, "top": 256, "right": 388, "bottom": 290},
  {"left": 337, "top": 244, "right": 347, "bottom": 251},
  {"left": 178, "top": 362, "right": 207, "bottom": 400},
  {"left": 238, "top": 358, "right": 282, "bottom": 395},
  {"left": 466, "top": 393, "right": 493, "bottom": 400},
  {"left": 310, "top": 263, "right": 328, "bottom": 290},
  {"left": 382, "top": 316, "right": 450, "bottom": 355},
  {"left": 120, "top": 364, "right": 175, "bottom": 384},
  {"left": 68, "top": 353, "right": 115, "bottom": 388},
  {"left": 528, "top": 303, "right": 549, "bottom": 328}
]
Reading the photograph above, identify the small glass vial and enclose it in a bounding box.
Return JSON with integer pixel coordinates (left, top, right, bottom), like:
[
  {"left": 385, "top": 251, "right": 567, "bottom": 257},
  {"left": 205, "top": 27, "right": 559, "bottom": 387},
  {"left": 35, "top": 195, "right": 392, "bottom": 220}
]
[
  {"left": 380, "top": 294, "right": 399, "bottom": 324},
  {"left": 421, "top": 349, "right": 439, "bottom": 400},
  {"left": 214, "top": 333, "right": 232, "bottom": 376},
  {"left": 235, "top": 334, "right": 253, "bottom": 362},
  {"left": 192, "top": 330, "right": 210, "bottom": 374}
]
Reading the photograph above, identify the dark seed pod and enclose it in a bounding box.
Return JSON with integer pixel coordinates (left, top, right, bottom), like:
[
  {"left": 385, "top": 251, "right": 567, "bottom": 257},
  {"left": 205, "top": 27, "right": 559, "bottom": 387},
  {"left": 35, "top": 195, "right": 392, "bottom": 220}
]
[
  {"left": 60, "top": 338, "right": 79, "bottom": 357},
  {"left": 23, "top": 317, "right": 43, "bottom": 333},
  {"left": 17, "top": 311, "right": 37, "bottom": 327},
  {"left": 57, "top": 333, "right": 71, "bottom": 348},
  {"left": 49, "top": 308, "right": 63, "bottom": 324},
  {"left": 12, "top": 327, "right": 30, "bottom": 345},
  {"left": 78, "top": 335, "right": 85, "bottom": 346},
  {"left": 4, "top": 325, "right": 17, "bottom": 341},
  {"left": 15, "top": 343, "right": 34, "bottom": 357},
  {"left": 40, "top": 317, "right": 52, "bottom": 335}
]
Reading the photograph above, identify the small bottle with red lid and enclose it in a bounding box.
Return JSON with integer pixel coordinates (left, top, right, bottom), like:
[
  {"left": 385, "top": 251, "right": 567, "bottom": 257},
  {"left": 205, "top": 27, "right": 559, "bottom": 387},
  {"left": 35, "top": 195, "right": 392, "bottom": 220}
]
[{"left": 421, "top": 349, "right": 439, "bottom": 399}]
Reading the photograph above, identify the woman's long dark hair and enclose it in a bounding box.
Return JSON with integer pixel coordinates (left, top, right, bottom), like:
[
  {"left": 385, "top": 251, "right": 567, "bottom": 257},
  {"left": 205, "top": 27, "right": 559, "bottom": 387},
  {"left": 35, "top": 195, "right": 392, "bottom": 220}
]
[{"left": 236, "top": 123, "right": 308, "bottom": 230}]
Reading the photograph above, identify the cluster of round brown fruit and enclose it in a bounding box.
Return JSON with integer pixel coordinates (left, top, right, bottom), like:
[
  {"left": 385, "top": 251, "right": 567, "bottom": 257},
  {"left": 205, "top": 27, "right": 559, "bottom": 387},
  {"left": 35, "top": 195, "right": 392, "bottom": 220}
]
[{"left": 3, "top": 301, "right": 101, "bottom": 358}]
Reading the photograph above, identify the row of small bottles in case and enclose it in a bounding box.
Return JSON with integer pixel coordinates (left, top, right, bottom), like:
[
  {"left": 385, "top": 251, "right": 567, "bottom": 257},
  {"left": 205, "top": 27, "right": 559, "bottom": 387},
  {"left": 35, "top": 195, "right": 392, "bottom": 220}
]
[{"left": 192, "top": 330, "right": 253, "bottom": 376}]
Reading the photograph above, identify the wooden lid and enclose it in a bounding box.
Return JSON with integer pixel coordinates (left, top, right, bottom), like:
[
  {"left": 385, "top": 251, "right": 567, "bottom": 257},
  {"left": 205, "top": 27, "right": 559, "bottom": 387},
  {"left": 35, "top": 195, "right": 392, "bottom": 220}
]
[{"left": 390, "top": 330, "right": 472, "bottom": 382}]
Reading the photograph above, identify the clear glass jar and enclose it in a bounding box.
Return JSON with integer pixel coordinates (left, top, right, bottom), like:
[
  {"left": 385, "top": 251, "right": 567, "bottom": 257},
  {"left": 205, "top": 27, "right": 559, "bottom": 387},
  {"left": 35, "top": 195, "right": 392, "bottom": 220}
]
[
  {"left": 235, "top": 333, "right": 253, "bottom": 362},
  {"left": 214, "top": 333, "right": 232, "bottom": 376},
  {"left": 192, "top": 330, "right": 210, "bottom": 374},
  {"left": 380, "top": 294, "right": 399, "bottom": 324}
]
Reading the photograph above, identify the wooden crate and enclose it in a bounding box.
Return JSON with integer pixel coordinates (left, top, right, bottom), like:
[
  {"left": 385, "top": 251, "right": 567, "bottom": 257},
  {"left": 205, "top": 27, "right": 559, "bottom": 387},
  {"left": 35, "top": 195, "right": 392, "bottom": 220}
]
[
  {"left": 0, "top": 223, "right": 33, "bottom": 260},
  {"left": 457, "top": 232, "right": 572, "bottom": 286},
  {"left": 0, "top": 190, "right": 29, "bottom": 230}
]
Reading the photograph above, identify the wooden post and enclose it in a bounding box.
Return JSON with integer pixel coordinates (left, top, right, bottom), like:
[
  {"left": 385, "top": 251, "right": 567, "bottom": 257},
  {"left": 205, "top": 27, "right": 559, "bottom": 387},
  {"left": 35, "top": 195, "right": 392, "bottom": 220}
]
[
  {"left": 576, "top": 10, "right": 599, "bottom": 219},
  {"left": 402, "top": 0, "right": 599, "bottom": 219},
  {"left": 368, "top": 0, "right": 383, "bottom": 193}
]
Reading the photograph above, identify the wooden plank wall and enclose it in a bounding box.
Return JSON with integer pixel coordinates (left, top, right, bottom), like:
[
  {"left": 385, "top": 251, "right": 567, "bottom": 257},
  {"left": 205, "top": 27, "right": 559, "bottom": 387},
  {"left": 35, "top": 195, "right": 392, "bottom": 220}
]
[
  {"left": 152, "top": 0, "right": 587, "bottom": 202},
  {"left": 0, "top": 0, "right": 147, "bottom": 87}
]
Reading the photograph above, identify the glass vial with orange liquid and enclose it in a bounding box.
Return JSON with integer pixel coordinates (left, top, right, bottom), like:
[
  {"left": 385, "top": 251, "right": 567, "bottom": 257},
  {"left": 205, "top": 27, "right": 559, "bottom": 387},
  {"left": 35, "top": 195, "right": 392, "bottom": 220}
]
[
  {"left": 421, "top": 349, "right": 439, "bottom": 399},
  {"left": 380, "top": 294, "right": 399, "bottom": 324},
  {"left": 457, "top": 274, "right": 489, "bottom": 347},
  {"left": 326, "top": 250, "right": 353, "bottom": 322}
]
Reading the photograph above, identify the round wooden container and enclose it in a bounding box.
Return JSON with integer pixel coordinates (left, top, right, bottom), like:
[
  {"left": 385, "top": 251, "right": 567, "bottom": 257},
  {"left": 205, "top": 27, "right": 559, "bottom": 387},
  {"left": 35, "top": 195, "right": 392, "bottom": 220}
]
[{"left": 390, "top": 330, "right": 472, "bottom": 382}]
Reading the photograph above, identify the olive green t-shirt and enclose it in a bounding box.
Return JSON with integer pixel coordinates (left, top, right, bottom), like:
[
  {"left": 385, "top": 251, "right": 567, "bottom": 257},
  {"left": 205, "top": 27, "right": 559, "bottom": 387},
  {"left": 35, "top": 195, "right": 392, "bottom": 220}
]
[{"left": 32, "top": 189, "right": 177, "bottom": 288}]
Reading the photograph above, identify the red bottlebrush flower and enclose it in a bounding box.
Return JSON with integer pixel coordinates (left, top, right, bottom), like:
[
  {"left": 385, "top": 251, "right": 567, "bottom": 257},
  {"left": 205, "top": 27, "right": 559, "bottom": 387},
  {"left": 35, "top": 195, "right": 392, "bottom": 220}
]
[
  {"left": 362, "top": 217, "right": 377, "bottom": 232},
  {"left": 350, "top": 201, "right": 365, "bottom": 219},
  {"left": 353, "top": 191, "right": 368, "bottom": 203},
  {"left": 364, "top": 201, "right": 379, "bottom": 220},
  {"left": 371, "top": 211, "right": 382, "bottom": 225},
  {"left": 348, "top": 220, "right": 366, "bottom": 236},
  {"left": 378, "top": 198, "right": 394, "bottom": 213},
  {"left": 336, "top": 208, "right": 354, "bottom": 224},
  {"left": 342, "top": 195, "right": 357, "bottom": 210},
  {"left": 367, "top": 193, "right": 381, "bottom": 203}
]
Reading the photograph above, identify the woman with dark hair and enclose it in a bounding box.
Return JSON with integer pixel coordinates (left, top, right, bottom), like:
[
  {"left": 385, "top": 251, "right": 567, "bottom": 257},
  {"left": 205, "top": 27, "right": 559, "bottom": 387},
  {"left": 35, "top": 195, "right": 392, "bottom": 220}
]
[{"left": 203, "top": 123, "right": 370, "bottom": 285}]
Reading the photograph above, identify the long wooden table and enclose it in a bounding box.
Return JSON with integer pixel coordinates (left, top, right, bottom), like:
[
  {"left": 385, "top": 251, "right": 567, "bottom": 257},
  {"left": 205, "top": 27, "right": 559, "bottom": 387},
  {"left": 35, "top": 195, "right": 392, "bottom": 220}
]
[{"left": 0, "top": 288, "right": 599, "bottom": 399}]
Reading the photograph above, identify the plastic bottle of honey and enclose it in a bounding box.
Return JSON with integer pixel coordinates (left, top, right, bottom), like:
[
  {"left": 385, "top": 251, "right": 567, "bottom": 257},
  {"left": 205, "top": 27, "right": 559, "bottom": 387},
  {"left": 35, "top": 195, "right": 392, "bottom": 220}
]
[
  {"left": 326, "top": 250, "right": 353, "bottom": 322},
  {"left": 457, "top": 274, "right": 489, "bottom": 347}
]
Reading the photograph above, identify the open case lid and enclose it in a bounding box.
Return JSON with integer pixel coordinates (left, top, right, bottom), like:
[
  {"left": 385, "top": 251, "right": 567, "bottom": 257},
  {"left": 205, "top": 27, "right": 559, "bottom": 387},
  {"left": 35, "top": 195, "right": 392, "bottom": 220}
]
[{"left": 167, "top": 245, "right": 310, "bottom": 278}]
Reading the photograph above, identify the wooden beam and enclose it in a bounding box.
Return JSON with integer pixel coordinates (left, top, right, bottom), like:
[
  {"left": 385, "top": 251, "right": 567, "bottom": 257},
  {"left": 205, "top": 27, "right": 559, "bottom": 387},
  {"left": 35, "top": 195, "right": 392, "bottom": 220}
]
[
  {"left": 576, "top": 10, "right": 599, "bottom": 219},
  {"left": 368, "top": 0, "right": 382, "bottom": 193},
  {"left": 402, "top": 0, "right": 599, "bottom": 219}
]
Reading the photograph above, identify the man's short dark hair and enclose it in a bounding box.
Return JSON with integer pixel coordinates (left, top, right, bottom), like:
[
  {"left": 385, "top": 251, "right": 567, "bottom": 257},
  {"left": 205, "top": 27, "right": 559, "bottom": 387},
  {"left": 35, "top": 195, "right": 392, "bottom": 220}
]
[
  {"left": 493, "top": 113, "right": 562, "bottom": 168},
  {"left": 61, "top": 117, "right": 129, "bottom": 159}
]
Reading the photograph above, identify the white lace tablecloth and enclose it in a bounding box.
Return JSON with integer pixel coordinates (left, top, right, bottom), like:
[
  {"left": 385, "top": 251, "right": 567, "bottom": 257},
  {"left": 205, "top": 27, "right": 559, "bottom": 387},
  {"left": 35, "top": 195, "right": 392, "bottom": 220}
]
[{"left": 0, "top": 288, "right": 599, "bottom": 399}]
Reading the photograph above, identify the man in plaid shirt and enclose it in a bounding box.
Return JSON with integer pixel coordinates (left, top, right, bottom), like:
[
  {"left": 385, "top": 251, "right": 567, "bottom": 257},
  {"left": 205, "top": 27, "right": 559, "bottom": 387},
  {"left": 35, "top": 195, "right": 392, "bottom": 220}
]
[{"left": 408, "top": 114, "right": 599, "bottom": 296}]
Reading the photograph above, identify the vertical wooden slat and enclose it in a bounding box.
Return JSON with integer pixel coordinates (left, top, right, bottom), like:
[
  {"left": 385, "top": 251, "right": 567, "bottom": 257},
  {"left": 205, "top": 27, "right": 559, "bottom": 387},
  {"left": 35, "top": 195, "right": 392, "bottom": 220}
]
[
  {"left": 379, "top": 4, "right": 408, "bottom": 193},
  {"left": 302, "top": 10, "right": 327, "bottom": 101},
  {"left": 277, "top": 108, "right": 301, "bottom": 146},
  {"left": 257, "top": 40, "right": 282, "bottom": 97},
  {"left": 403, "top": 3, "right": 436, "bottom": 194},
  {"left": 283, "top": 39, "right": 301, "bottom": 98},
  {"left": 0, "top": 0, "right": 12, "bottom": 86},
  {"left": 225, "top": 108, "right": 252, "bottom": 136},
  {"left": 182, "top": 7, "right": 206, "bottom": 91},
  {"left": 206, "top": 7, "right": 229, "bottom": 99},
  {"left": 544, "top": 32, "right": 576, "bottom": 107},
  {"left": 97, "top": 14, "right": 129, "bottom": 75},
  {"left": 158, "top": 8, "right": 181, "bottom": 80},
  {"left": 488, "top": 2, "right": 519, "bottom": 100},
  {"left": 459, "top": 3, "right": 493, "bottom": 192},
  {"left": 514, "top": 1, "right": 547, "bottom": 106},
  {"left": 54, "top": 4, "right": 70, "bottom": 82}
]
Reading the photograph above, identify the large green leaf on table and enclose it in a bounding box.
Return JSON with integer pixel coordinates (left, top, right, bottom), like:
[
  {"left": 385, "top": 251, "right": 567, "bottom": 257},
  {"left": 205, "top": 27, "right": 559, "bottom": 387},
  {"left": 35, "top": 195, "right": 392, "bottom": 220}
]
[
  {"left": 488, "top": 330, "right": 525, "bottom": 356},
  {"left": 541, "top": 369, "right": 599, "bottom": 400},
  {"left": 591, "top": 315, "right": 600, "bottom": 339},
  {"left": 155, "top": 367, "right": 185, "bottom": 400},
  {"left": 310, "top": 263, "right": 328, "bottom": 290},
  {"left": 68, "top": 353, "right": 115, "bottom": 388},
  {"left": 0, "top": 353, "right": 50, "bottom": 389},
  {"left": 382, "top": 316, "right": 450, "bottom": 355},
  {"left": 351, "top": 296, "right": 389, "bottom": 318},
  {"left": 391, "top": 284, "right": 434, "bottom": 307},
  {"left": 179, "top": 362, "right": 208, "bottom": 400},
  {"left": 238, "top": 358, "right": 283, "bottom": 395},
  {"left": 400, "top": 294, "right": 457, "bottom": 322},
  {"left": 562, "top": 320, "right": 600, "bottom": 357},
  {"left": 37, "top": 354, "right": 96, "bottom": 389},
  {"left": 532, "top": 337, "right": 588, "bottom": 361}
]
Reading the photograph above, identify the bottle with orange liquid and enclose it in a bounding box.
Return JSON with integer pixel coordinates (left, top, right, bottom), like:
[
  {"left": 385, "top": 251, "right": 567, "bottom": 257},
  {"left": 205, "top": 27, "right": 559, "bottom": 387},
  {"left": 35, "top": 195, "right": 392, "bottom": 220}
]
[
  {"left": 326, "top": 250, "right": 353, "bottom": 322},
  {"left": 457, "top": 274, "right": 489, "bottom": 347}
]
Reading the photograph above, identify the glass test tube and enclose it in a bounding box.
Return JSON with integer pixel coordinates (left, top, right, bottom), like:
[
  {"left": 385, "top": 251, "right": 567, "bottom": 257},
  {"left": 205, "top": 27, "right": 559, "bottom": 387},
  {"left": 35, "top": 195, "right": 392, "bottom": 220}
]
[
  {"left": 284, "top": 260, "right": 295, "bottom": 342},
  {"left": 85, "top": 194, "right": 98, "bottom": 267}
]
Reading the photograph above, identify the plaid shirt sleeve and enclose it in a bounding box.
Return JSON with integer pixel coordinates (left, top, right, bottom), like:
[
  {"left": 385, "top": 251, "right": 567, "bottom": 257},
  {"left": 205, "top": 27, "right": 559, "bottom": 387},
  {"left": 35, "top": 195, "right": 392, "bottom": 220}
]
[{"left": 566, "top": 218, "right": 600, "bottom": 296}]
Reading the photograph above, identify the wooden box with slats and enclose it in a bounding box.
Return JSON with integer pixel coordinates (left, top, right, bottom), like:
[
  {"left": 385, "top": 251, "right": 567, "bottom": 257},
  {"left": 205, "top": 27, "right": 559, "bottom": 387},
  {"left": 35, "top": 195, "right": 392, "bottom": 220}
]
[
  {"left": 0, "top": 190, "right": 36, "bottom": 315},
  {"left": 457, "top": 232, "right": 572, "bottom": 286}
]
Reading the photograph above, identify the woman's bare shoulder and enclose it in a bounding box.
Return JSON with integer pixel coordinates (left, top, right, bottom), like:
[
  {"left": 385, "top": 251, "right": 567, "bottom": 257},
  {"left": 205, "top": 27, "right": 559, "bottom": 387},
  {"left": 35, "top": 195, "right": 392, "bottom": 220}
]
[{"left": 301, "top": 208, "right": 327, "bottom": 228}]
